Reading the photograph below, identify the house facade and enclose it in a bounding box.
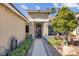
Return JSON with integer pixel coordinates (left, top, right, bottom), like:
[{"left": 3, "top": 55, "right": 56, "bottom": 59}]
[
  {"left": 27, "top": 10, "right": 51, "bottom": 39},
  {"left": 0, "top": 3, "right": 28, "bottom": 55},
  {"left": 0, "top": 3, "right": 79, "bottom": 55},
  {"left": 0, "top": 4, "right": 51, "bottom": 55},
  {"left": 75, "top": 14, "right": 79, "bottom": 34}
]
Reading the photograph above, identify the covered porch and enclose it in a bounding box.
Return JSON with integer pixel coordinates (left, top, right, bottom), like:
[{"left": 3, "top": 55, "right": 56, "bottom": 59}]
[
  {"left": 27, "top": 10, "right": 51, "bottom": 39},
  {"left": 29, "top": 22, "right": 48, "bottom": 39}
]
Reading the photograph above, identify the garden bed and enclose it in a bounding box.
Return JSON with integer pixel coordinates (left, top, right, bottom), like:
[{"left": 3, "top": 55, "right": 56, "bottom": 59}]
[
  {"left": 48, "top": 36, "right": 79, "bottom": 56},
  {"left": 8, "top": 37, "right": 33, "bottom": 56},
  {"left": 48, "top": 37, "right": 63, "bottom": 55}
]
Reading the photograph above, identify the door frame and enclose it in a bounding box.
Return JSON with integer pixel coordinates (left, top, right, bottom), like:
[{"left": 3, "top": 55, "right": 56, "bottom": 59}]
[{"left": 35, "top": 23, "right": 42, "bottom": 38}]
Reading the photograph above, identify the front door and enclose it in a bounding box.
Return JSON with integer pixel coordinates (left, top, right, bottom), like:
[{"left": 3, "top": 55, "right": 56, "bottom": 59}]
[{"left": 36, "top": 24, "right": 42, "bottom": 38}]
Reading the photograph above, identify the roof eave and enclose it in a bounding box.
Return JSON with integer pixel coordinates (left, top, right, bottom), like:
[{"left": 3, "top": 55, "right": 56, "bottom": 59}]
[
  {"left": 27, "top": 10, "right": 51, "bottom": 14},
  {"left": 3, "top": 3, "right": 29, "bottom": 22}
]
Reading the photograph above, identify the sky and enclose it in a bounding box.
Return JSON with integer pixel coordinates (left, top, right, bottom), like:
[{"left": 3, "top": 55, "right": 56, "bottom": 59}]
[{"left": 12, "top": 3, "right": 79, "bottom": 16}]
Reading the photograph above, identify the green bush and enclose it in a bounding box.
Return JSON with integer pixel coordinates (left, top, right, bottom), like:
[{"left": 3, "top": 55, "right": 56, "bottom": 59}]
[
  {"left": 8, "top": 37, "right": 33, "bottom": 56},
  {"left": 48, "top": 38, "right": 62, "bottom": 46}
]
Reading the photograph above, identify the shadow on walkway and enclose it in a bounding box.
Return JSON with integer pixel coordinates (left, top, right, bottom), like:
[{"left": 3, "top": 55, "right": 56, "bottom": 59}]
[
  {"left": 48, "top": 44, "right": 61, "bottom": 56},
  {"left": 27, "top": 38, "right": 61, "bottom": 56},
  {"left": 43, "top": 39, "right": 61, "bottom": 56}
]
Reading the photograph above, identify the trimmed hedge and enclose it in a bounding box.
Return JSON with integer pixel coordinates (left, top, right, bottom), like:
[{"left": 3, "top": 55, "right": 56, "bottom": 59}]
[{"left": 8, "top": 37, "right": 33, "bottom": 56}]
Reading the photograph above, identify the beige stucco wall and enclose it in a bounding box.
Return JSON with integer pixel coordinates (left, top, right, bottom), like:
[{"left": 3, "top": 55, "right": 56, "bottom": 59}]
[
  {"left": 29, "top": 22, "right": 35, "bottom": 39},
  {"left": 42, "top": 22, "right": 48, "bottom": 36},
  {"left": 0, "top": 4, "right": 27, "bottom": 54},
  {"left": 28, "top": 12, "right": 49, "bottom": 39},
  {"left": 28, "top": 13, "right": 49, "bottom": 22}
]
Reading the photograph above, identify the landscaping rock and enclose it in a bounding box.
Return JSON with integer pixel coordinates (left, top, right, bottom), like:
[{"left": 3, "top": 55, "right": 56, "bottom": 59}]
[{"left": 63, "top": 45, "right": 77, "bottom": 56}]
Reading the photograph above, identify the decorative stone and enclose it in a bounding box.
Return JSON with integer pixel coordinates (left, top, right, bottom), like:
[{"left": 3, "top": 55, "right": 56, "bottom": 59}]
[
  {"left": 63, "top": 45, "right": 77, "bottom": 56},
  {"left": 0, "top": 47, "right": 6, "bottom": 56}
]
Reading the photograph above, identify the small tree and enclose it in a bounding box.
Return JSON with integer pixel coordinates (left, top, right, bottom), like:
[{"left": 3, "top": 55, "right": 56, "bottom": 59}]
[{"left": 52, "top": 7, "right": 78, "bottom": 45}]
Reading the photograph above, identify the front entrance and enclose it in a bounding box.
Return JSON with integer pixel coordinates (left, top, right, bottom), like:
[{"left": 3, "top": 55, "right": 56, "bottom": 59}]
[{"left": 36, "top": 23, "right": 42, "bottom": 38}]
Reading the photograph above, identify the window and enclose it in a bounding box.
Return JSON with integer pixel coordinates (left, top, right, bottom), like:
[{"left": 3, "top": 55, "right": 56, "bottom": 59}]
[
  {"left": 26, "top": 25, "right": 29, "bottom": 33},
  {"left": 48, "top": 25, "right": 55, "bottom": 35}
]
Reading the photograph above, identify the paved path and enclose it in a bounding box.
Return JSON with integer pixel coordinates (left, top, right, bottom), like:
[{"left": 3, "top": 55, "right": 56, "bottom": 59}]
[{"left": 32, "top": 38, "right": 47, "bottom": 56}]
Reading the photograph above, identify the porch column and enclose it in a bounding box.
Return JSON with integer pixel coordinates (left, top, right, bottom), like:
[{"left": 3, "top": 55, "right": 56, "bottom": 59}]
[
  {"left": 42, "top": 22, "right": 48, "bottom": 36},
  {"left": 29, "top": 22, "right": 35, "bottom": 39}
]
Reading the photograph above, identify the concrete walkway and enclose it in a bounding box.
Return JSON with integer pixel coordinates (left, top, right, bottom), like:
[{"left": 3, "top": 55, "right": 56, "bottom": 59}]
[{"left": 32, "top": 38, "right": 47, "bottom": 56}]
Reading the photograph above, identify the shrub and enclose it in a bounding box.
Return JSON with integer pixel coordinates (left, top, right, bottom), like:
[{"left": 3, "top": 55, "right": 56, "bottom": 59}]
[
  {"left": 48, "top": 38, "right": 62, "bottom": 46},
  {"left": 8, "top": 37, "right": 33, "bottom": 56}
]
